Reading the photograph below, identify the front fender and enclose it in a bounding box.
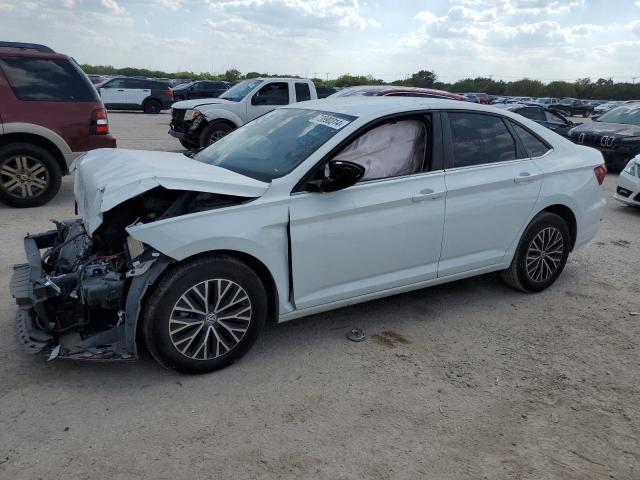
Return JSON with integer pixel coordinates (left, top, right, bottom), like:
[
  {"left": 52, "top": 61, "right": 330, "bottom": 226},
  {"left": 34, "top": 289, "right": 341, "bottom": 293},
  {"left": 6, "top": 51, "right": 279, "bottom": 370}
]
[
  {"left": 199, "top": 108, "right": 243, "bottom": 127},
  {"left": 126, "top": 200, "right": 292, "bottom": 315}
]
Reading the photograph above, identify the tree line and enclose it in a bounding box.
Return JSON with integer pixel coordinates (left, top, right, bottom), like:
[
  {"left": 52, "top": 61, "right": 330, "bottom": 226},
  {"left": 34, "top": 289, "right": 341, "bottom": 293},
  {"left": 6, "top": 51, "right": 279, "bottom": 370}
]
[{"left": 81, "top": 64, "right": 640, "bottom": 100}]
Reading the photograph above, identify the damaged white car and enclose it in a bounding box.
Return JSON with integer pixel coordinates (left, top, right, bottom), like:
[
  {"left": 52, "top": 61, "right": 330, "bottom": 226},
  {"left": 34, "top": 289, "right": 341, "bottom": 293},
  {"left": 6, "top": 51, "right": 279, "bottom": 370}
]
[{"left": 10, "top": 98, "right": 606, "bottom": 373}]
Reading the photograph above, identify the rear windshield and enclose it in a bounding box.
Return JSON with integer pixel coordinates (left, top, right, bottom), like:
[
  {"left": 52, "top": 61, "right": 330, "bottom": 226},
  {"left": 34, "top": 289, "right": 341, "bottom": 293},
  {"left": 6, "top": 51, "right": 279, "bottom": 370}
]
[{"left": 0, "top": 56, "right": 98, "bottom": 101}]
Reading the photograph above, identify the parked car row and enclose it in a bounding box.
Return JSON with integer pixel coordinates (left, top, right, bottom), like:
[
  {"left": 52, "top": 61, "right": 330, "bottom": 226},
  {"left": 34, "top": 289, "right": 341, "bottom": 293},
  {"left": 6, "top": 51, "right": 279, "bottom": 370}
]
[{"left": 168, "top": 82, "right": 467, "bottom": 149}]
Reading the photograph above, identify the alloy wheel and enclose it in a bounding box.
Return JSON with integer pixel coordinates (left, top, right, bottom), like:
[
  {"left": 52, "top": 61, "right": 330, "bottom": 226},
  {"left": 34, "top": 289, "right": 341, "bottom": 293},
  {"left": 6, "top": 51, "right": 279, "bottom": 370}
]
[
  {"left": 168, "top": 279, "right": 252, "bottom": 360},
  {"left": 0, "top": 155, "right": 49, "bottom": 199},
  {"left": 525, "top": 227, "right": 564, "bottom": 282},
  {"left": 209, "top": 130, "right": 228, "bottom": 144}
]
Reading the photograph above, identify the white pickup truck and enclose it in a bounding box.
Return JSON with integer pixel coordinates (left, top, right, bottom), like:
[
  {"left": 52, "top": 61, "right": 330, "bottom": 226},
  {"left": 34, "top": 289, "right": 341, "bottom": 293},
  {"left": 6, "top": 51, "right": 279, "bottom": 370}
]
[{"left": 169, "top": 78, "right": 318, "bottom": 148}]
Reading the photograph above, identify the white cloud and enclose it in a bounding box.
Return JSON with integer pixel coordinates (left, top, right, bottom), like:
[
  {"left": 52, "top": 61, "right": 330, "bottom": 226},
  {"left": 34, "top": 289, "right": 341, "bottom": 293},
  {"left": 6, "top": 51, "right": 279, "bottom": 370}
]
[{"left": 100, "top": 0, "right": 125, "bottom": 15}]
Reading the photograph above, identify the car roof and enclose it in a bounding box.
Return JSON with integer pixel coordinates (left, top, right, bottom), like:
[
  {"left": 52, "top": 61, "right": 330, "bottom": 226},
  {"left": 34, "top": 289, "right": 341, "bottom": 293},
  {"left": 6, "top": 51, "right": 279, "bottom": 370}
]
[{"left": 286, "top": 96, "right": 524, "bottom": 121}]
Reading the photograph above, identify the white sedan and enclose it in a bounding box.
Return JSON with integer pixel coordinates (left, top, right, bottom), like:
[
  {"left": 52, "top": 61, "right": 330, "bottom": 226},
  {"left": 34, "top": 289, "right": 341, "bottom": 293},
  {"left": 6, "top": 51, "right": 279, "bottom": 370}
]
[
  {"left": 613, "top": 155, "right": 640, "bottom": 207},
  {"left": 10, "top": 98, "right": 606, "bottom": 373}
]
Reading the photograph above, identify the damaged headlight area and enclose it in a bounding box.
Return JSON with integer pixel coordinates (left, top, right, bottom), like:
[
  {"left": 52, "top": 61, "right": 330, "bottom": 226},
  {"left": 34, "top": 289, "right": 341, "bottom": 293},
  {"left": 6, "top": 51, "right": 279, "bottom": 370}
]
[
  {"left": 10, "top": 187, "right": 250, "bottom": 362},
  {"left": 10, "top": 219, "right": 148, "bottom": 360}
]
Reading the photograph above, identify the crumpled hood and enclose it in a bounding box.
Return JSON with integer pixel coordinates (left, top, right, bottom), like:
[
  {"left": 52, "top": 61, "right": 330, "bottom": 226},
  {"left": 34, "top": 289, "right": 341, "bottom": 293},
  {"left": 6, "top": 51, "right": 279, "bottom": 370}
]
[
  {"left": 71, "top": 148, "right": 269, "bottom": 235},
  {"left": 171, "top": 98, "right": 236, "bottom": 109}
]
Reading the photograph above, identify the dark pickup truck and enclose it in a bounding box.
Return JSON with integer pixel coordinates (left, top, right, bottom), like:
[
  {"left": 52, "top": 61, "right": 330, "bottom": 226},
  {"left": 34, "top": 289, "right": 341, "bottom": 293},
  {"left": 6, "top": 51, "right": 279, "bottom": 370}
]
[{"left": 548, "top": 98, "right": 594, "bottom": 118}]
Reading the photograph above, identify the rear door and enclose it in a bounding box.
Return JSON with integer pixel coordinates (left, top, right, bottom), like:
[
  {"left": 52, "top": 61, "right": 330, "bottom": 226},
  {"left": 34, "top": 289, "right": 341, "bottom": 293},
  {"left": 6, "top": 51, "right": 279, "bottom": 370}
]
[
  {"left": 438, "top": 111, "right": 543, "bottom": 276},
  {"left": 124, "top": 79, "right": 150, "bottom": 106},
  {"left": 289, "top": 113, "right": 446, "bottom": 309},
  {"left": 247, "top": 81, "right": 291, "bottom": 122}
]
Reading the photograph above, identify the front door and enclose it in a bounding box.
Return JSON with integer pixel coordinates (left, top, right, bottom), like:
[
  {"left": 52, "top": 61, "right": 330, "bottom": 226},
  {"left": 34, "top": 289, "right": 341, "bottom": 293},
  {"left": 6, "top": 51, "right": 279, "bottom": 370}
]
[
  {"left": 246, "top": 82, "right": 291, "bottom": 122},
  {"left": 99, "top": 78, "right": 126, "bottom": 106},
  {"left": 438, "top": 111, "right": 543, "bottom": 276},
  {"left": 289, "top": 115, "right": 446, "bottom": 309}
]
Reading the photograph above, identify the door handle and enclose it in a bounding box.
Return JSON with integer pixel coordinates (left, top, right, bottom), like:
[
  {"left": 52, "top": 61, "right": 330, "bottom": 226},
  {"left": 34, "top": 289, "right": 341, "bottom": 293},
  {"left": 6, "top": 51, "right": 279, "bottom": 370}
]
[
  {"left": 117, "top": 89, "right": 125, "bottom": 91},
  {"left": 514, "top": 172, "right": 541, "bottom": 183},
  {"left": 412, "top": 189, "right": 444, "bottom": 202}
]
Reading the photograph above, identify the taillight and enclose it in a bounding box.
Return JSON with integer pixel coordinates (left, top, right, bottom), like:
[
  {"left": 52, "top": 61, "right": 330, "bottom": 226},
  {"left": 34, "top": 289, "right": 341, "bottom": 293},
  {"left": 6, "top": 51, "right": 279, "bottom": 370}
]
[
  {"left": 91, "top": 108, "right": 109, "bottom": 135},
  {"left": 594, "top": 164, "right": 607, "bottom": 185},
  {"left": 168, "top": 87, "right": 173, "bottom": 100}
]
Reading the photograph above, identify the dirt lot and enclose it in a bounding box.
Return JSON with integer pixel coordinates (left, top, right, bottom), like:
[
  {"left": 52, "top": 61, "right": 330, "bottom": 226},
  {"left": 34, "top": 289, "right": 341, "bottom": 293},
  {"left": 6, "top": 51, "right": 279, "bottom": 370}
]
[{"left": 1, "top": 112, "right": 638, "bottom": 480}]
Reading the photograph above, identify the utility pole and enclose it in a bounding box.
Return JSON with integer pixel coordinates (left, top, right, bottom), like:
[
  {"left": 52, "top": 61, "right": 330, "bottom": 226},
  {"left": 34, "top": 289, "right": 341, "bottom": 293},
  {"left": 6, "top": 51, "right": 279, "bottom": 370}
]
[{"left": 326, "top": 72, "right": 329, "bottom": 81}]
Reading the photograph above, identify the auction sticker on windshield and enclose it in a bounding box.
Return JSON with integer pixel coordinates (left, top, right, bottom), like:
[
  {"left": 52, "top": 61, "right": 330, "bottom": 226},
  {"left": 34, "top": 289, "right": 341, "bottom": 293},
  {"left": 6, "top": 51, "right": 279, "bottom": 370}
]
[{"left": 310, "top": 113, "right": 351, "bottom": 130}]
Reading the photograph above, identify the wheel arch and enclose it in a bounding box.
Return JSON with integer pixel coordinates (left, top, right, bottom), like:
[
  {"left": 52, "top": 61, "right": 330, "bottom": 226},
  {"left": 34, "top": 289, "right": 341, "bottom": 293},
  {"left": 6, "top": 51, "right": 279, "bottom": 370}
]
[
  {"left": 539, "top": 203, "right": 577, "bottom": 251},
  {"left": 0, "top": 131, "right": 69, "bottom": 174}
]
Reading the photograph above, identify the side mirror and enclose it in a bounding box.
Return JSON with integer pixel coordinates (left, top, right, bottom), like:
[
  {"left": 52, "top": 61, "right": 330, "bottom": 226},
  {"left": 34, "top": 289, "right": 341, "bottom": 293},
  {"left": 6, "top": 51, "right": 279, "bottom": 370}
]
[
  {"left": 306, "top": 160, "right": 365, "bottom": 193},
  {"left": 252, "top": 95, "right": 267, "bottom": 105}
]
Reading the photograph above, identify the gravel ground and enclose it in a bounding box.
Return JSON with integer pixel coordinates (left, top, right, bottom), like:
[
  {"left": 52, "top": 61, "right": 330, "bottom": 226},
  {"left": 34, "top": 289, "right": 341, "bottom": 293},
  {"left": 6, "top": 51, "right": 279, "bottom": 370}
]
[{"left": 0, "top": 112, "right": 638, "bottom": 480}]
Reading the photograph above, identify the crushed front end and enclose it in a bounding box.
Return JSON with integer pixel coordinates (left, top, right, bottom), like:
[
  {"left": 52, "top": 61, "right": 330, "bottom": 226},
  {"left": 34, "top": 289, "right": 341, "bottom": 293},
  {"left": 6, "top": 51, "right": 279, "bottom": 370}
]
[{"left": 10, "top": 219, "right": 157, "bottom": 361}]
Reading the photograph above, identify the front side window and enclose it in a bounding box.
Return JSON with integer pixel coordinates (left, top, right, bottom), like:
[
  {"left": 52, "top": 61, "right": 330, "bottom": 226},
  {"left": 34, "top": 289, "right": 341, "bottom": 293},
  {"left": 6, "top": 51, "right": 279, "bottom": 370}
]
[
  {"left": 511, "top": 124, "right": 551, "bottom": 158},
  {"left": 253, "top": 82, "right": 289, "bottom": 105},
  {"left": 194, "top": 108, "right": 356, "bottom": 182},
  {"left": 0, "top": 56, "right": 98, "bottom": 101},
  {"left": 448, "top": 112, "right": 517, "bottom": 168},
  {"left": 332, "top": 119, "right": 428, "bottom": 181},
  {"left": 104, "top": 78, "right": 126, "bottom": 89}
]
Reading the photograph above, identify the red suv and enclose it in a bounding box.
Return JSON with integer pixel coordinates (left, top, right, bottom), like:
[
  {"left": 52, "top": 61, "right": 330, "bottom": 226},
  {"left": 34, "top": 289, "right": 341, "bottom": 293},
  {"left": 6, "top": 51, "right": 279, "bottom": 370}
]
[{"left": 0, "top": 42, "right": 116, "bottom": 207}]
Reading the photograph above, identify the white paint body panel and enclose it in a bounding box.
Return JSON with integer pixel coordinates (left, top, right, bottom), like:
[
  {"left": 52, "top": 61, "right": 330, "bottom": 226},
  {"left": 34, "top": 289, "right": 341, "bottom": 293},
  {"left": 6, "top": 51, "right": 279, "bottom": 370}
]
[
  {"left": 71, "top": 98, "right": 605, "bottom": 323},
  {"left": 613, "top": 155, "right": 640, "bottom": 207}
]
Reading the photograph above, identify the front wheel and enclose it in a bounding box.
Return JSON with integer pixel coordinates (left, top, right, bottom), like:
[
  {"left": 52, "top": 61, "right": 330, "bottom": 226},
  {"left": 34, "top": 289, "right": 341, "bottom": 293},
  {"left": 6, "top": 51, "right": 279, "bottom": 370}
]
[
  {"left": 502, "top": 212, "right": 570, "bottom": 293},
  {"left": 582, "top": 110, "right": 589, "bottom": 118},
  {"left": 0, "top": 143, "right": 62, "bottom": 208},
  {"left": 142, "top": 255, "right": 267, "bottom": 373},
  {"left": 199, "top": 121, "right": 234, "bottom": 147}
]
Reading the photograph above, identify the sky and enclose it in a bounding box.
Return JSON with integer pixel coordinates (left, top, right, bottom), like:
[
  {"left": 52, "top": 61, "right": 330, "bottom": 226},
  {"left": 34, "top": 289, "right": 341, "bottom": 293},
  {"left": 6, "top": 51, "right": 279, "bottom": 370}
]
[{"left": 0, "top": 0, "right": 639, "bottom": 83}]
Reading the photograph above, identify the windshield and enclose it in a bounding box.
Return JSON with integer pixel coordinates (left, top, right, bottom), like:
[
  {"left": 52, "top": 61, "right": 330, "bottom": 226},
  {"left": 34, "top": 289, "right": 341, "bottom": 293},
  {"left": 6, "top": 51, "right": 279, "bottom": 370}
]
[
  {"left": 596, "top": 105, "right": 640, "bottom": 126},
  {"left": 194, "top": 108, "right": 357, "bottom": 182},
  {"left": 219, "top": 79, "right": 263, "bottom": 102}
]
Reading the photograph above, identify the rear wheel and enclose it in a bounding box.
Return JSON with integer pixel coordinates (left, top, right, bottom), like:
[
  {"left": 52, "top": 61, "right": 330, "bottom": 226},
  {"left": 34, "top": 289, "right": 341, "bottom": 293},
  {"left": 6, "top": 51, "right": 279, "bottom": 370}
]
[
  {"left": 199, "top": 121, "right": 234, "bottom": 147},
  {"left": 142, "top": 255, "right": 267, "bottom": 373},
  {"left": 582, "top": 110, "right": 589, "bottom": 118},
  {"left": 0, "top": 143, "right": 62, "bottom": 208},
  {"left": 144, "top": 98, "right": 162, "bottom": 114},
  {"left": 502, "top": 212, "right": 570, "bottom": 293}
]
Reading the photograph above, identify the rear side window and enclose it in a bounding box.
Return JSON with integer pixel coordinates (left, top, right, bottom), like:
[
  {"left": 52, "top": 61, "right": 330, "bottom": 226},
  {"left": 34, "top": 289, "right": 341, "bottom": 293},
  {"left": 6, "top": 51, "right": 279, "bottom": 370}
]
[
  {"left": 295, "top": 82, "right": 311, "bottom": 102},
  {"left": 516, "top": 106, "right": 545, "bottom": 121},
  {"left": 511, "top": 123, "right": 551, "bottom": 158},
  {"left": 0, "top": 56, "right": 98, "bottom": 101},
  {"left": 448, "top": 112, "right": 517, "bottom": 167}
]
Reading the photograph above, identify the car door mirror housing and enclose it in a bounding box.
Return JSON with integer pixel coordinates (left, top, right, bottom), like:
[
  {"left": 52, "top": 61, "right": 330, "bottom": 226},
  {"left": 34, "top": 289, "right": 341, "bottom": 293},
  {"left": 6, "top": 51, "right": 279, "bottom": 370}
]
[{"left": 307, "top": 160, "right": 365, "bottom": 193}]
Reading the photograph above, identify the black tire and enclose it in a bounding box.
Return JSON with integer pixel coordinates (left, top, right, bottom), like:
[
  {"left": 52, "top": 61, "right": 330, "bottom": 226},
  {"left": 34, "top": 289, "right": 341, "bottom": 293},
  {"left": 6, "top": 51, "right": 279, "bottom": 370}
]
[
  {"left": 0, "top": 143, "right": 62, "bottom": 208},
  {"left": 179, "top": 138, "right": 199, "bottom": 150},
  {"left": 143, "top": 98, "right": 162, "bottom": 114},
  {"left": 501, "top": 212, "right": 570, "bottom": 293},
  {"left": 582, "top": 110, "right": 589, "bottom": 118},
  {"left": 199, "top": 121, "right": 234, "bottom": 147},
  {"left": 142, "top": 255, "right": 267, "bottom": 374}
]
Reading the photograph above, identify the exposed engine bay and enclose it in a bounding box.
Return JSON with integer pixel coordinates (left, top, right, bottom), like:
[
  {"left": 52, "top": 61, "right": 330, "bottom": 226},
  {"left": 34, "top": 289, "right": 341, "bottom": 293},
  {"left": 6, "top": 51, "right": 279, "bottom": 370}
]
[{"left": 10, "top": 187, "right": 247, "bottom": 360}]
